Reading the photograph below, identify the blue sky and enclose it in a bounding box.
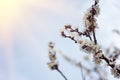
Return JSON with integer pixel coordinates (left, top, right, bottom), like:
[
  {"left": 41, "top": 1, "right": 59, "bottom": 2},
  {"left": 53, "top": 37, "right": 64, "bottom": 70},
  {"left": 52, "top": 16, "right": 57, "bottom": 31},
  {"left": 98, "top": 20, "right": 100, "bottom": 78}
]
[{"left": 0, "top": 0, "right": 120, "bottom": 80}]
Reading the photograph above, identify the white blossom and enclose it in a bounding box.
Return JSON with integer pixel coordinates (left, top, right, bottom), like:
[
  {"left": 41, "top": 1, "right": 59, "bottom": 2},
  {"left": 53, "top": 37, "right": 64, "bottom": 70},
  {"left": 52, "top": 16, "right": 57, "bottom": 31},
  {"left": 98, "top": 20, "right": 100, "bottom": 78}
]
[
  {"left": 93, "top": 52, "right": 102, "bottom": 64},
  {"left": 109, "top": 58, "right": 116, "bottom": 66},
  {"left": 79, "top": 40, "right": 100, "bottom": 54},
  {"left": 48, "top": 42, "right": 55, "bottom": 48},
  {"left": 83, "top": 2, "right": 100, "bottom": 33},
  {"left": 83, "top": 9, "right": 92, "bottom": 28},
  {"left": 66, "top": 28, "right": 72, "bottom": 35},
  {"left": 93, "top": 57, "right": 102, "bottom": 64},
  {"left": 48, "top": 50, "right": 56, "bottom": 62},
  {"left": 49, "top": 48, "right": 55, "bottom": 54},
  {"left": 93, "top": 5, "right": 100, "bottom": 16},
  {"left": 47, "top": 42, "right": 58, "bottom": 70},
  {"left": 47, "top": 62, "right": 58, "bottom": 70},
  {"left": 111, "top": 65, "right": 120, "bottom": 78}
]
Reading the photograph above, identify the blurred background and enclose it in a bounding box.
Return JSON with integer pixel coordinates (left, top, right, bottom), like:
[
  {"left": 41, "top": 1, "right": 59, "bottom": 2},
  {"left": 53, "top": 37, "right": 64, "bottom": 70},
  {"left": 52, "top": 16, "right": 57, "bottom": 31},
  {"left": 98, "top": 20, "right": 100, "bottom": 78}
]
[{"left": 0, "top": 0, "right": 120, "bottom": 80}]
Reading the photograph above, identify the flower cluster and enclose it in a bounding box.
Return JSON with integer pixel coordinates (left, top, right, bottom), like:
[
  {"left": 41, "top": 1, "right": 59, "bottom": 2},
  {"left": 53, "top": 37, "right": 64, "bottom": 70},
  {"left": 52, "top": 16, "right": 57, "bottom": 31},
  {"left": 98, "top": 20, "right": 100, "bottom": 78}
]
[
  {"left": 79, "top": 40, "right": 100, "bottom": 54},
  {"left": 61, "top": 25, "right": 103, "bottom": 65},
  {"left": 60, "top": 24, "right": 94, "bottom": 43},
  {"left": 59, "top": 0, "right": 120, "bottom": 78},
  {"left": 47, "top": 42, "right": 58, "bottom": 70},
  {"left": 108, "top": 58, "right": 116, "bottom": 66},
  {"left": 93, "top": 50, "right": 103, "bottom": 64},
  {"left": 79, "top": 40, "right": 103, "bottom": 64},
  {"left": 83, "top": 0, "right": 100, "bottom": 34},
  {"left": 60, "top": 25, "right": 82, "bottom": 43},
  {"left": 47, "top": 42, "right": 68, "bottom": 80},
  {"left": 111, "top": 64, "right": 120, "bottom": 78},
  {"left": 47, "top": 0, "right": 120, "bottom": 79}
]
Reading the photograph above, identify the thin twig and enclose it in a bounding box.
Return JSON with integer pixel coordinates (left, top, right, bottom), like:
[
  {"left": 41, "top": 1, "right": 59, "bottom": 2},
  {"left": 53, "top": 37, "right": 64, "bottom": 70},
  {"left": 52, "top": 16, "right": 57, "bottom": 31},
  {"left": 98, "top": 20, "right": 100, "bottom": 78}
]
[
  {"left": 93, "top": 30, "right": 97, "bottom": 44},
  {"left": 88, "top": 35, "right": 92, "bottom": 41},
  {"left": 79, "top": 62, "right": 86, "bottom": 80},
  {"left": 56, "top": 68, "right": 68, "bottom": 80}
]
